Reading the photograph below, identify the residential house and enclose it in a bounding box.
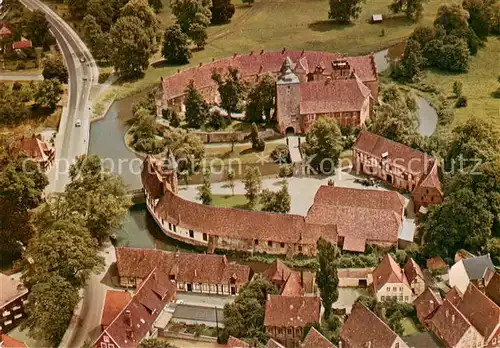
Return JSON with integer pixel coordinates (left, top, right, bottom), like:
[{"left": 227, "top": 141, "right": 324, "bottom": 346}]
[
  {"left": 0, "top": 334, "right": 28, "bottom": 348},
  {"left": 20, "top": 135, "right": 55, "bottom": 171},
  {"left": 279, "top": 272, "right": 304, "bottom": 297},
  {"left": 301, "top": 327, "right": 335, "bottom": 348},
  {"left": 427, "top": 299, "right": 484, "bottom": 348},
  {"left": 371, "top": 254, "right": 413, "bottom": 303},
  {"left": 226, "top": 336, "right": 249, "bottom": 348},
  {"left": 426, "top": 256, "right": 448, "bottom": 275},
  {"left": 444, "top": 286, "right": 463, "bottom": 306},
  {"left": 262, "top": 259, "right": 304, "bottom": 296},
  {"left": 0, "top": 21, "right": 13, "bottom": 53},
  {"left": 264, "top": 295, "right": 321, "bottom": 348},
  {"left": 94, "top": 268, "right": 176, "bottom": 348},
  {"left": 403, "top": 258, "right": 425, "bottom": 297},
  {"left": 485, "top": 271, "right": 500, "bottom": 305},
  {"left": 414, "top": 288, "right": 443, "bottom": 328},
  {"left": 340, "top": 301, "right": 409, "bottom": 348},
  {"left": 116, "top": 247, "right": 252, "bottom": 295},
  {"left": 100, "top": 290, "right": 132, "bottom": 331},
  {"left": 0, "top": 273, "right": 28, "bottom": 332},
  {"left": 265, "top": 339, "right": 286, "bottom": 348},
  {"left": 337, "top": 267, "right": 374, "bottom": 288},
  {"left": 12, "top": 39, "right": 32, "bottom": 58},
  {"left": 160, "top": 50, "right": 379, "bottom": 134},
  {"left": 353, "top": 131, "right": 443, "bottom": 209},
  {"left": 305, "top": 184, "right": 405, "bottom": 252},
  {"left": 448, "top": 254, "right": 495, "bottom": 293}
]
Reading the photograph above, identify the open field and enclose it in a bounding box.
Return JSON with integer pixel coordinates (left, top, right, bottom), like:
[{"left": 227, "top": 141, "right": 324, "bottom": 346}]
[
  {"left": 211, "top": 194, "right": 256, "bottom": 209},
  {"left": 417, "top": 38, "right": 500, "bottom": 131},
  {"left": 205, "top": 142, "right": 280, "bottom": 165},
  {"left": 114, "top": 0, "right": 444, "bottom": 97}
]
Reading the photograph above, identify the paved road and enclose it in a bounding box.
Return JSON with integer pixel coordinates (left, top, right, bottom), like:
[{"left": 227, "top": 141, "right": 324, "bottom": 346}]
[
  {"left": 0, "top": 73, "right": 43, "bottom": 80},
  {"left": 20, "top": 0, "right": 98, "bottom": 192}
]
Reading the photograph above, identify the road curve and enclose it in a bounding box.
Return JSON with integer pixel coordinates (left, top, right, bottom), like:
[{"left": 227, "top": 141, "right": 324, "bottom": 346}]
[{"left": 19, "top": 0, "right": 98, "bottom": 192}]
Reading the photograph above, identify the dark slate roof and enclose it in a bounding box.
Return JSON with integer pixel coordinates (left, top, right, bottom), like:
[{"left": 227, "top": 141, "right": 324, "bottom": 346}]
[{"left": 462, "top": 254, "right": 495, "bottom": 280}]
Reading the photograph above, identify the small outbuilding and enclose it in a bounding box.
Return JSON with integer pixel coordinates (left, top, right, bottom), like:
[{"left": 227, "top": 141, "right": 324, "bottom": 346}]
[{"left": 371, "top": 14, "right": 383, "bottom": 23}]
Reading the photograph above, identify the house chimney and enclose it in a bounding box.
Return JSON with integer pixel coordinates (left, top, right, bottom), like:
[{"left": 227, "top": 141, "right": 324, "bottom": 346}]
[
  {"left": 452, "top": 314, "right": 455, "bottom": 324},
  {"left": 445, "top": 310, "right": 449, "bottom": 318},
  {"left": 260, "top": 49, "right": 264, "bottom": 55},
  {"left": 125, "top": 309, "right": 132, "bottom": 327},
  {"left": 325, "top": 77, "right": 332, "bottom": 85},
  {"left": 233, "top": 53, "right": 237, "bottom": 58},
  {"left": 199, "top": 62, "right": 203, "bottom": 67},
  {"left": 153, "top": 271, "right": 156, "bottom": 280},
  {"left": 212, "top": 57, "right": 215, "bottom": 61},
  {"left": 249, "top": 50, "right": 253, "bottom": 55},
  {"left": 301, "top": 49, "right": 305, "bottom": 56},
  {"left": 300, "top": 269, "right": 304, "bottom": 286},
  {"left": 281, "top": 47, "right": 286, "bottom": 54}
]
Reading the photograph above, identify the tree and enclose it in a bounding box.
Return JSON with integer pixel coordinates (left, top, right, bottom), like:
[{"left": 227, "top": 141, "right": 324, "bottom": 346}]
[
  {"left": 303, "top": 117, "right": 343, "bottom": 175},
  {"left": 452, "top": 80, "right": 463, "bottom": 97},
  {"left": 42, "top": 56, "right": 69, "bottom": 83},
  {"left": 389, "top": 0, "right": 427, "bottom": 20},
  {"left": 212, "top": 67, "right": 247, "bottom": 117},
  {"left": 249, "top": 123, "right": 265, "bottom": 151},
  {"left": 140, "top": 338, "right": 178, "bottom": 348},
  {"left": 210, "top": 0, "right": 235, "bottom": 24},
  {"left": 463, "top": 0, "right": 494, "bottom": 39},
  {"left": 64, "top": 155, "right": 131, "bottom": 243},
  {"left": 316, "top": 238, "right": 339, "bottom": 319},
  {"left": 22, "top": 275, "right": 80, "bottom": 346},
  {"left": 0, "top": 85, "right": 31, "bottom": 126},
  {"left": 164, "top": 129, "right": 205, "bottom": 182},
  {"left": 491, "top": 3, "right": 500, "bottom": 34},
  {"left": 171, "top": 0, "right": 212, "bottom": 33},
  {"left": 188, "top": 22, "right": 208, "bottom": 49},
  {"left": 82, "top": 15, "right": 112, "bottom": 62},
  {"left": 148, "top": 0, "right": 164, "bottom": 12},
  {"left": 110, "top": 16, "right": 153, "bottom": 78},
  {"left": 227, "top": 168, "right": 235, "bottom": 196},
  {"left": 328, "top": 0, "right": 365, "bottom": 23},
  {"left": 434, "top": 3, "right": 470, "bottom": 34},
  {"left": 131, "top": 108, "right": 164, "bottom": 154},
  {"left": 197, "top": 170, "right": 213, "bottom": 205},
  {"left": 86, "top": 0, "right": 115, "bottom": 31},
  {"left": 24, "top": 10, "right": 54, "bottom": 49},
  {"left": 22, "top": 219, "right": 104, "bottom": 288},
  {"left": 399, "top": 39, "right": 426, "bottom": 81},
  {"left": 243, "top": 167, "right": 262, "bottom": 209},
  {"left": 184, "top": 81, "right": 210, "bottom": 127},
  {"left": 35, "top": 79, "right": 62, "bottom": 110},
  {"left": 241, "top": 0, "right": 254, "bottom": 6},
  {"left": 221, "top": 277, "right": 278, "bottom": 343},
  {"left": 260, "top": 181, "right": 291, "bottom": 213},
  {"left": 162, "top": 24, "right": 192, "bottom": 65},
  {"left": 66, "top": 0, "right": 89, "bottom": 19},
  {"left": 245, "top": 74, "right": 275, "bottom": 123}
]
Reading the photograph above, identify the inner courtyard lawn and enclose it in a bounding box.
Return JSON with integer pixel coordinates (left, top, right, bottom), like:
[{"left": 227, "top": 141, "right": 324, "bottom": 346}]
[{"left": 115, "top": 0, "right": 445, "bottom": 97}]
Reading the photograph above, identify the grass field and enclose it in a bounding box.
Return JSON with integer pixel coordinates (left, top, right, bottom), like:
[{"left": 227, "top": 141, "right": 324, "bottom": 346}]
[
  {"left": 114, "top": 0, "right": 444, "bottom": 97},
  {"left": 211, "top": 194, "right": 259, "bottom": 210},
  {"left": 401, "top": 317, "right": 421, "bottom": 336},
  {"left": 417, "top": 38, "right": 500, "bottom": 131},
  {"left": 205, "top": 142, "right": 281, "bottom": 165}
]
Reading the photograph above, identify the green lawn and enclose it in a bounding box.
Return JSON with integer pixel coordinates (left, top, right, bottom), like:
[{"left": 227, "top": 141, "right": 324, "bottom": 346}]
[
  {"left": 205, "top": 142, "right": 281, "bottom": 165},
  {"left": 211, "top": 194, "right": 256, "bottom": 209},
  {"left": 417, "top": 38, "right": 500, "bottom": 131},
  {"left": 115, "top": 0, "right": 444, "bottom": 98},
  {"left": 401, "top": 317, "right": 421, "bottom": 336}
]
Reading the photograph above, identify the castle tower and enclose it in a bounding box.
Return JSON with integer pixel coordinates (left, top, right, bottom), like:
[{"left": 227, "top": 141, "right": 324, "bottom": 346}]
[
  {"left": 162, "top": 151, "right": 179, "bottom": 194},
  {"left": 276, "top": 57, "right": 301, "bottom": 135}
]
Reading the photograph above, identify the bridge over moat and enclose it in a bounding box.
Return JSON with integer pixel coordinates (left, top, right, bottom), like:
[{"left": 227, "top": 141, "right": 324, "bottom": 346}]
[{"left": 128, "top": 188, "right": 146, "bottom": 205}]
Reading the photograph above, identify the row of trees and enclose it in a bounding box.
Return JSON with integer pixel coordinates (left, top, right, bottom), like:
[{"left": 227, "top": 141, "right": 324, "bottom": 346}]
[{"left": 397, "top": 0, "right": 500, "bottom": 80}]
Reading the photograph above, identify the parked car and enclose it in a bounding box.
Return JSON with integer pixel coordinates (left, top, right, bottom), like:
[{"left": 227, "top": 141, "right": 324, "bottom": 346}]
[{"left": 75, "top": 119, "right": 81, "bottom": 127}]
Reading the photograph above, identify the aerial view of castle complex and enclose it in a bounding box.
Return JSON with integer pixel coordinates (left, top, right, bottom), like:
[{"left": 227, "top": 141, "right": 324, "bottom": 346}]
[{"left": 0, "top": 0, "right": 498, "bottom": 346}]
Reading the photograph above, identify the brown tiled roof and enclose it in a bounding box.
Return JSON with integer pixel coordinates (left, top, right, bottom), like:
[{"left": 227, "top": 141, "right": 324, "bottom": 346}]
[
  {"left": 0, "top": 22, "right": 13, "bottom": 39},
  {"left": 299, "top": 77, "right": 371, "bottom": 114},
  {"left": 142, "top": 156, "right": 166, "bottom": 200},
  {"left": 262, "top": 259, "right": 292, "bottom": 285},
  {"left": 457, "top": 283, "right": 500, "bottom": 343},
  {"left": 417, "top": 159, "right": 443, "bottom": 194},
  {"left": 302, "top": 327, "right": 336, "bottom": 348},
  {"left": 428, "top": 299, "right": 473, "bottom": 347},
  {"left": 265, "top": 339, "right": 286, "bottom": 348},
  {"left": 95, "top": 268, "right": 176, "bottom": 348},
  {"left": 414, "top": 288, "right": 442, "bottom": 324},
  {"left": 116, "top": 248, "right": 251, "bottom": 287},
  {"left": 280, "top": 272, "right": 304, "bottom": 297},
  {"left": 301, "top": 222, "right": 338, "bottom": 245},
  {"left": 444, "top": 287, "right": 463, "bottom": 306},
  {"left": 426, "top": 257, "right": 448, "bottom": 271},
  {"left": 19, "top": 136, "right": 54, "bottom": 163},
  {"left": 264, "top": 295, "right": 320, "bottom": 327},
  {"left": 340, "top": 302, "right": 400, "bottom": 347},
  {"left": 161, "top": 51, "right": 376, "bottom": 100},
  {"left": 485, "top": 271, "right": 500, "bottom": 306},
  {"left": 372, "top": 254, "right": 409, "bottom": 292},
  {"left": 307, "top": 204, "right": 401, "bottom": 252},
  {"left": 403, "top": 258, "right": 424, "bottom": 284},
  {"left": 337, "top": 267, "right": 374, "bottom": 279},
  {"left": 0, "top": 335, "right": 27, "bottom": 348},
  {"left": 312, "top": 185, "right": 405, "bottom": 216},
  {"left": 101, "top": 290, "right": 132, "bottom": 328},
  {"left": 353, "top": 131, "right": 436, "bottom": 177},
  {"left": 0, "top": 273, "right": 28, "bottom": 308},
  {"left": 226, "top": 336, "right": 249, "bottom": 348}
]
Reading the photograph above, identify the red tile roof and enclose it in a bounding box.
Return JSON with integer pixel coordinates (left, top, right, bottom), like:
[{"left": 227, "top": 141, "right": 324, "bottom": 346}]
[
  {"left": 444, "top": 287, "right": 463, "bottom": 306},
  {"left": 312, "top": 185, "right": 405, "bottom": 217},
  {"left": 95, "top": 268, "right": 176, "bottom": 348},
  {"left": 280, "top": 272, "right": 304, "bottom": 297},
  {"left": 19, "top": 136, "right": 54, "bottom": 163},
  {"left": 116, "top": 248, "right": 251, "bottom": 287},
  {"left": 428, "top": 299, "right": 474, "bottom": 347},
  {"left": 161, "top": 51, "right": 377, "bottom": 101},
  {"left": 264, "top": 295, "right": 320, "bottom": 327},
  {"left": 426, "top": 257, "right": 448, "bottom": 271},
  {"left": 0, "top": 273, "right": 28, "bottom": 308},
  {"left": 372, "top": 254, "right": 409, "bottom": 292},
  {"left": 414, "top": 288, "right": 442, "bottom": 324},
  {"left": 485, "top": 271, "right": 500, "bottom": 305},
  {"left": 0, "top": 335, "right": 27, "bottom": 348},
  {"left": 101, "top": 290, "right": 132, "bottom": 328},
  {"left": 340, "top": 302, "right": 401, "bottom": 348},
  {"left": 265, "top": 339, "right": 286, "bottom": 348},
  {"left": 457, "top": 283, "right": 500, "bottom": 343},
  {"left": 403, "top": 258, "right": 424, "bottom": 284},
  {"left": 226, "top": 336, "right": 249, "bottom": 348},
  {"left": 12, "top": 40, "right": 32, "bottom": 50},
  {"left": 302, "top": 327, "right": 336, "bottom": 348},
  {"left": 262, "top": 259, "right": 292, "bottom": 286},
  {"left": 0, "top": 22, "right": 13, "bottom": 39},
  {"left": 299, "top": 77, "right": 371, "bottom": 114}
]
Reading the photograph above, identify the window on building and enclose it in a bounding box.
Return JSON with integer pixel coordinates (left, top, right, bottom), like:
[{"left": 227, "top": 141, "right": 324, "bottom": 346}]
[
  {"left": 288, "top": 328, "right": 292, "bottom": 335},
  {"left": 268, "top": 241, "right": 272, "bottom": 247},
  {"left": 393, "top": 287, "right": 397, "bottom": 292},
  {"left": 13, "top": 314, "right": 22, "bottom": 319},
  {"left": 405, "top": 296, "right": 409, "bottom": 302},
  {"left": 170, "top": 274, "right": 176, "bottom": 280},
  {"left": 298, "top": 245, "right": 302, "bottom": 252},
  {"left": 189, "top": 230, "right": 194, "bottom": 238},
  {"left": 255, "top": 239, "right": 259, "bottom": 245},
  {"left": 395, "top": 343, "right": 399, "bottom": 348},
  {"left": 387, "top": 287, "right": 390, "bottom": 292},
  {"left": 431, "top": 197, "right": 434, "bottom": 202},
  {"left": 203, "top": 233, "right": 207, "bottom": 241},
  {"left": 381, "top": 296, "right": 385, "bottom": 301},
  {"left": 168, "top": 223, "right": 172, "bottom": 230},
  {"left": 399, "top": 287, "right": 403, "bottom": 291},
  {"left": 295, "top": 328, "right": 300, "bottom": 335},
  {"left": 280, "top": 242, "right": 285, "bottom": 248},
  {"left": 399, "top": 296, "right": 403, "bottom": 301},
  {"left": 101, "top": 343, "right": 107, "bottom": 348},
  {"left": 278, "top": 328, "right": 283, "bottom": 335},
  {"left": 173, "top": 225, "right": 177, "bottom": 232}
]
